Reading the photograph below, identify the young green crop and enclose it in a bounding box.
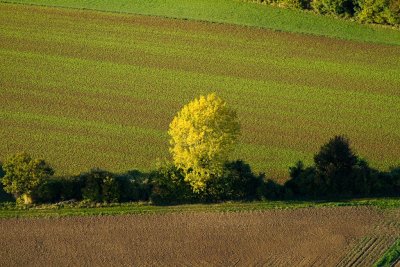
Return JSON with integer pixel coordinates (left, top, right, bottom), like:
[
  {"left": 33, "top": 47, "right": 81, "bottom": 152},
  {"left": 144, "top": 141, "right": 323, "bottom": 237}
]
[
  {"left": 0, "top": 4, "right": 399, "bottom": 179},
  {"left": 1, "top": 0, "right": 400, "bottom": 45}
]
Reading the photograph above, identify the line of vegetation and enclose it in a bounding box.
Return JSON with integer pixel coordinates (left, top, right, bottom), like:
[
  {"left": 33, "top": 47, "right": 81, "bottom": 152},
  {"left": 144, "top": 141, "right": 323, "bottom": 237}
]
[
  {"left": 2, "top": 0, "right": 400, "bottom": 45},
  {"left": 0, "top": 94, "right": 399, "bottom": 212},
  {"left": 248, "top": 0, "right": 399, "bottom": 27},
  {"left": 374, "top": 239, "right": 400, "bottom": 267}
]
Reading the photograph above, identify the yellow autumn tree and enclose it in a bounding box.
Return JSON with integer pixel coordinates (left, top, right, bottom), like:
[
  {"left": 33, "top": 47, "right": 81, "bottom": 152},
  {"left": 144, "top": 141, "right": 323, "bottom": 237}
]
[{"left": 168, "top": 93, "right": 240, "bottom": 192}]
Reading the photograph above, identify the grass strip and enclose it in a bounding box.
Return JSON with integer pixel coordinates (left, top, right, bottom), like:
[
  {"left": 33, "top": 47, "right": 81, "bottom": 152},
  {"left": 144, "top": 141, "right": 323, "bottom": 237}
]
[{"left": 0, "top": 198, "right": 398, "bottom": 219}]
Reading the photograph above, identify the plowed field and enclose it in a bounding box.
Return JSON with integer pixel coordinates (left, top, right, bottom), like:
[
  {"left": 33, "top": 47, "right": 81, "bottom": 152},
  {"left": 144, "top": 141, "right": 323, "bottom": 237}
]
[
  {"left": 0, "top": 206, "right": 399, "bottom": 266},
  {"left": 1, "top": 4, "right": 399, "bottom": 179}
]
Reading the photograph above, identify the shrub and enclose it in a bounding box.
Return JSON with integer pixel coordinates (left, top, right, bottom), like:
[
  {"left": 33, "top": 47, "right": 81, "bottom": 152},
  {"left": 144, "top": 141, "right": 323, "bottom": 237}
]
[
  {"left": 312, "top": 0, "right": 357, "bottom": 16},
  {"left": 32, "top": 170, "right": 153, "bottom": 204},
  {"left": 150, "top": 160, "right": 263, "bottom": 204},
  {"left": 285, "top": 161, "right": 322, "bottom": 197},
  {"left": 116, "top": 170, "right": 152, "bottom": 202},
  {"left": 259, "top": 178, "right": 284, "bottom": 200},
  {"left": 0, "top": 163, "right": 13, "bottom": 202},
  {"left": 80, "top": 169, "right": 120, "bottom": 203},
  {"left": 32, "top": 176, "right": 84, "bottom": 203},
  {"left": 356, "top": 0, "right": 400, "bottom": 25},
  {"left": 62, "top": 175, "right": 85, "bottom": 200},
  {"left": 150, "top": 162, "right": 195, "bottom": 205},
  {"left": 389, "top": 167, "right": 400, "bottom": 195},
  {"left": 371, "top": 167, "right": 400, "bottom": 196},
  {"left": 250, "top": 0, "right": 311, "bottom": 9},
  {"left": 280, "top": 0, "right": 311, "bottom": 9},
  {"left": 33, "top": 179, "right": 64, "bottom": 203},
  {"left": 350, "top": 158, "right": 376, "bottom": 196},
  {"left": 205, "top": 160, "right": 263, "bottom": 201}
]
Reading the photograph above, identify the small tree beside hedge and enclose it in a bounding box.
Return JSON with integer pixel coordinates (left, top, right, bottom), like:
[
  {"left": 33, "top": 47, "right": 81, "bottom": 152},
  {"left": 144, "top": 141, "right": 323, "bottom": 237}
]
[
  {"left": 1, "top": 152, "right": 54, "bottom": 204},
  {"left": 1, "top": 135, "right": 398, "bottom": 205}
]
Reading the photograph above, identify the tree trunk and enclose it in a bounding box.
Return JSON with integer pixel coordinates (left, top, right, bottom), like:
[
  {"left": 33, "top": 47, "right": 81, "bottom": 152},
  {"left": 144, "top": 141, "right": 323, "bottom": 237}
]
[{"left": 22, "top": 193, "right": 32, "bottom": 204}]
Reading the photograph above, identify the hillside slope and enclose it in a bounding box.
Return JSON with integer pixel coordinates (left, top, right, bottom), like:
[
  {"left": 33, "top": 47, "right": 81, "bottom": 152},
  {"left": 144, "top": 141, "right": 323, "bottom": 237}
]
[
  {"left": 2, "top": 0, "right": 400, "bottom": 45},
  {"left": 1, "top": 4, "right": 399, "bottom": 178}
]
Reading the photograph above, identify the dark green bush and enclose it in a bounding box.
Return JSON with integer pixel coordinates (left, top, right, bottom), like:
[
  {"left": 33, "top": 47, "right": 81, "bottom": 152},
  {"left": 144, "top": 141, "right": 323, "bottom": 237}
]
[
  {"left": 0, "top": 163, "right": 13, "bottom": 202},
  {"left": 150, "top": 162, "right": 195, "bottom": 205},
  {"left": 350, "top": 159, "right": 375, "bottom": 195},
  {"left": 285, "top": 161, "right": 322, "bottom": 197},
  {"left": 151, "top": 160, "right": 263, "bottom": 204},
  {"left": 205, "top": 160, "right": 263, "bottom": 201},
  {"left": 33, "top": 179, "right": 63, "bottom": 203},
  {"left": 32, "top": 176, "right": 84, "bottom": 203},
  {"left": 80, "top": 169, "right": 120, "bottom": 203},
  {"left": 389, "top": 167, "right": 400, "bottom": 194},
  {"left": 371, "top": 167, "right": 400, "bottom": 196},
  {"left": 32, "top": 170, "right": 154, "bottom": 204},
  {"left": 259, "top": 178, "right": 284, "bottom": 199},
  {"left": 116, "top": 170, "right": 152, "bottom": 202}
]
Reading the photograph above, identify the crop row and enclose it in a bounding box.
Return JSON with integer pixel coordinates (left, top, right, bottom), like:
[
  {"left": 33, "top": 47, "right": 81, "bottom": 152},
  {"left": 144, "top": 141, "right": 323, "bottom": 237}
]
[{"left": 0, "top": 4, "right": 399, "bottom": 179}]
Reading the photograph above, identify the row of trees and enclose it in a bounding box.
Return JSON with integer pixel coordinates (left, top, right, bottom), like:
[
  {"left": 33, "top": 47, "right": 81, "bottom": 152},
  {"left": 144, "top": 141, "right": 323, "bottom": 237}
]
[
  {"left": 284, "top": 136, "right": 400, "bottom": 198},
  {"left": 0, "top": 156, "right": 152, "bottom": 204},
  {"left": 250, "top": 0, "right": 400, "bottom": 26},
  {"left": 0, "top": 93, "right": 399, "bottom": 204},
  {"left": 0, "top": 154, "right": 263, "bottom": 204},
  {"left": 1, "top": 135, "right": 398, "bottom": 205}
]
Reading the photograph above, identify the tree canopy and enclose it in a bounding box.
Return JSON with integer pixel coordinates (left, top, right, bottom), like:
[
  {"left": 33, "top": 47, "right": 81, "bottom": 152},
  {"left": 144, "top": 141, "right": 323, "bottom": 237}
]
[
  {"left": 1, "top": 152, "right": 54, "bottom": 204},
  {"left": 168, "top": 93, "right": 241, "bottom": 192}
]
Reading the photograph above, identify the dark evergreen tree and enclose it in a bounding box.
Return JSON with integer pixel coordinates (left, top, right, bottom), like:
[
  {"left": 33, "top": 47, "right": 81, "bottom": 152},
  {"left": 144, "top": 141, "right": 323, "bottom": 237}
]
[{"left": 314, "top": 135, "right": 358, "bottom": 195}]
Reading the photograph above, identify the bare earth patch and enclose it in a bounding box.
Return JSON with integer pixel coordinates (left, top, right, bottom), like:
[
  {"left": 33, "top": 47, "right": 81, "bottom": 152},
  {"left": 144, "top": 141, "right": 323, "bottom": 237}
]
[{"left": 1, "top": 206, "right": 398, "bottom": 266}]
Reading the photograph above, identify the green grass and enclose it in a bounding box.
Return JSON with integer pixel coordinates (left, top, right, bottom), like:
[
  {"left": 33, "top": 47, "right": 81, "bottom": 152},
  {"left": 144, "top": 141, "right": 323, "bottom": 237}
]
[
  {"left": 374, "top": 239, "right": 400, "bottom": 267},
  {"left": 0, "top": 198, "right": 398, "bottom": 218},
  {"left": 2, "top": 0, "right": 400, "bottom": 45},
  {"left": 1, "top": 4, "right": 399, "bottom": 179}
]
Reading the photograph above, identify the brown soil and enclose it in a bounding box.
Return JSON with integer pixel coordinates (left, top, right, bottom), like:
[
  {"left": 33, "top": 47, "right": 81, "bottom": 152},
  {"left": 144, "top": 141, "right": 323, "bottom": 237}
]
[{"left": 0, "top": 206, "right": 398, "bottom": 266}]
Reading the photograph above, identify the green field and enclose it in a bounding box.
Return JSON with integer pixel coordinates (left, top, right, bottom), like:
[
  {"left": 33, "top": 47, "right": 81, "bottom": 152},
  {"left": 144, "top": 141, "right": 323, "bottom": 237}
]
[
  {"left": 0, "top": 3, "right": 399, "bottom": 179},
  {"left": 2, "top": 0, "right": 400, "bottom": 45}
]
